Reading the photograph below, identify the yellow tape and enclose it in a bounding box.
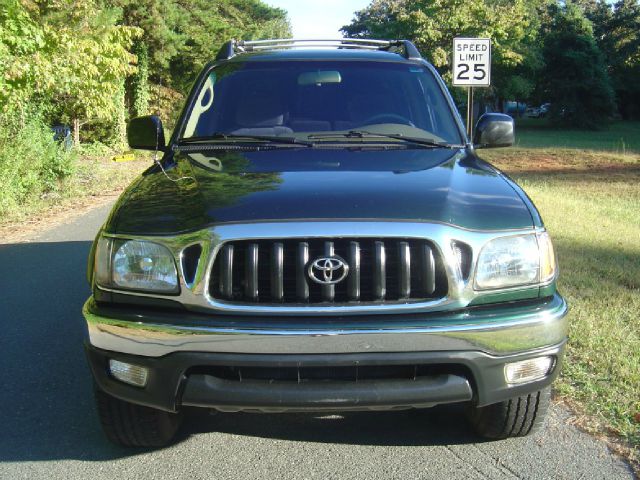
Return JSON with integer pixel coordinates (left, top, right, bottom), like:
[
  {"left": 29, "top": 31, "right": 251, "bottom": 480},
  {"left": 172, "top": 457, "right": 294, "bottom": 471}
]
[{"left": 112, "top": 153, "right": 136, "bottom": 162}]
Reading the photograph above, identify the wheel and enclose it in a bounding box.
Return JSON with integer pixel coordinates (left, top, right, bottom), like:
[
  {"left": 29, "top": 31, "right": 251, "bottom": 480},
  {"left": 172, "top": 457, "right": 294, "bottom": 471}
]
[
  {"left": 94, "top": 388, "right": 183, "bottom": 447},
  {"left": 466, "top": 387, "right": 551, "bottom": 439}
]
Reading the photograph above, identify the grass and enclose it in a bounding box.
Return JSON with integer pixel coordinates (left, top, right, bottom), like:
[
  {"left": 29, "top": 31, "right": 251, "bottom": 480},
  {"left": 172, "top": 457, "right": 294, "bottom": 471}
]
[
  {"left": 513, "top": 118, "right": 640, "bottom": 153},
  {"left": 0, "top": 150, "right": 149, "bottom": 228},
  {"left": 482, "top": 129, "right": 640, "bottom": 464}
]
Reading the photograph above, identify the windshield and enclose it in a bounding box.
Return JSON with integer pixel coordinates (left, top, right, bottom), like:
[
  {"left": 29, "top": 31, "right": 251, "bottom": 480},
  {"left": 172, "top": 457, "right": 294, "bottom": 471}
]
[{"left": 180, "top": 60, "right": 463, "bottom": 145}]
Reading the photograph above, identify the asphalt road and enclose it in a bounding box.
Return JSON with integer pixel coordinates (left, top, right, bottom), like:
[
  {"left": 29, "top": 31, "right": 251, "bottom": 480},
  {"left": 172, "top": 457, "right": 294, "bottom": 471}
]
[{"left": 0, "top": 204, "right": 634, "bottom": 479}]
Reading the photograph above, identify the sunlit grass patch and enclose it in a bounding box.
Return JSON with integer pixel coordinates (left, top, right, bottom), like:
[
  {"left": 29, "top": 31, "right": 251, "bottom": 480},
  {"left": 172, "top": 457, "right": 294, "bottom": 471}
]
[{"left": 485, "top": 146, "right": 640, "bottom": 458}]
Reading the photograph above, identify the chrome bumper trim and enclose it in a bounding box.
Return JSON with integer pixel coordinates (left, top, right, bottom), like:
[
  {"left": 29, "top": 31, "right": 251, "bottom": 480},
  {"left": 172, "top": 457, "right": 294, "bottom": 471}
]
[{"left": 84, "top": 294, "right": 569, "bottom": 358}]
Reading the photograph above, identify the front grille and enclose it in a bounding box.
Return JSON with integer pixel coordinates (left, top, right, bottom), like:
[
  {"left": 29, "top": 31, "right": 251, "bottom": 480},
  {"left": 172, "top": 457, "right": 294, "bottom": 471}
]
[{"left": 209, "top": 238, "right": 447, "bottom": 305}]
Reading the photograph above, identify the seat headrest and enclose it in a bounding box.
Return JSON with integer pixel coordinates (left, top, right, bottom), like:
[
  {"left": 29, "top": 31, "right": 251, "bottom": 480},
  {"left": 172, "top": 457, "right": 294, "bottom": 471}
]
[
  {"left": 348, "top": 94, "right": 396, "bottom": 124},
  {"left": 235, "top": 94, "right": 285, "bottom": 127}
]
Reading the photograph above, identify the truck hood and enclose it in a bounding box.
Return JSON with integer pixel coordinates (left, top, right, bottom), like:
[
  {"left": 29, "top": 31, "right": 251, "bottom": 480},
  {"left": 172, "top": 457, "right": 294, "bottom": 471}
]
[{"left": 105, "top": 147, "right": 538, "bottom": 235}]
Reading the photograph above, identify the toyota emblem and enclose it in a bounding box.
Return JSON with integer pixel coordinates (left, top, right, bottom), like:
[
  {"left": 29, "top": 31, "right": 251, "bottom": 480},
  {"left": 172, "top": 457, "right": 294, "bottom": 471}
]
[{"left": 307, "top": 256, "right": 349, "bottom": 285}]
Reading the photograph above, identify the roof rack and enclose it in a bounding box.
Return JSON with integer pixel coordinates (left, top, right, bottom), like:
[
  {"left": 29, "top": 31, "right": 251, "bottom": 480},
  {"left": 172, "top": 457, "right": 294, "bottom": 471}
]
[{"left": 215, "top": 38, "right": 422, "bottom": 61}]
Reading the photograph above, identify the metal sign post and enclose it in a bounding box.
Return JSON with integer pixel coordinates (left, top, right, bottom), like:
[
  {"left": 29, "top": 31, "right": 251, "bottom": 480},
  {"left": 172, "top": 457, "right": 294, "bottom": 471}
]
[
  {"left": 466, "top": 87, "right": 474, "bottom": 138},
  {"left": 452, "top": 37, "right": 491, "bottom": 141}
]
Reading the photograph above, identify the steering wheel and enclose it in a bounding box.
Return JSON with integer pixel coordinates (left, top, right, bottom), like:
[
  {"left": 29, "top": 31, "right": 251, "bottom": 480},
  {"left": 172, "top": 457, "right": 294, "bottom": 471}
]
[{"left": 359, "top": 113, "right": 415, "bottom": 127}]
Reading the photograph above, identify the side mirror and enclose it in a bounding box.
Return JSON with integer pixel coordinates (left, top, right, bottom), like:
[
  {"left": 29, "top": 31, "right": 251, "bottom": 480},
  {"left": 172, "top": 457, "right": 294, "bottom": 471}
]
[
  {"left": 127, "top": 115, "right": 166, "bottom": 151},
  {"left": 473, "top": 113, "right": 514, "bottom": 148}
]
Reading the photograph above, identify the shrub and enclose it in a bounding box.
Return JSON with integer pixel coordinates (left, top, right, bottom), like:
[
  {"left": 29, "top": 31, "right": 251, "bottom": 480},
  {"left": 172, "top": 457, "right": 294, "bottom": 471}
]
[{"left": 0, "top": 109, "right": 76, "bottom": 218}]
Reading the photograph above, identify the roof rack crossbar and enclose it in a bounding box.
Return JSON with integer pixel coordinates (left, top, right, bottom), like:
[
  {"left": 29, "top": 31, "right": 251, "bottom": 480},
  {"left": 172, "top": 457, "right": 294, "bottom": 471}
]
[
  {"left": 240, "top": 38, "right": 392, "bottom": 47},
  {"left": 215, "top": 38, "right": 423, "bottom": 61},
  {"left": 248, "top": 43, "right": 381, "bottom": 51}
]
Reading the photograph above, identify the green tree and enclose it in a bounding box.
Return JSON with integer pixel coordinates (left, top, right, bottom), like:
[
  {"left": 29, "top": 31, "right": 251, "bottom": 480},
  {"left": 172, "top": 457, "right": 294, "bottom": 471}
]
[
  {"left": 107, "top": 0, "right": 185, "bottom": 86},
  {"left": 109, "top": 0, "right": 290, "bottom": 92},
  {"left": 131, "top": 40, "right": 150, "bottom": 117},
  {"left": 1, "top": 0, "right": 141, "bottom": 143},
  {"left": 582, "top": 0, "right": 640, "bottom": 119},
  {"left": 43, "top": 2, "right": 140, "bottom": 144},
  {"left": 0, "top": 1, "right": 58, "bottom": 115},
  {"left": 342, "top": 0, "right": 545, "bottom": 107},
  {"left": 169, "top": 0, "right": 291, "bottom": 93},
  {"left": 108, "top": 0, "right": 291, "bottom": 119},
  {"left": 540, "top": 2, "right": 616, "bottom": 128}
]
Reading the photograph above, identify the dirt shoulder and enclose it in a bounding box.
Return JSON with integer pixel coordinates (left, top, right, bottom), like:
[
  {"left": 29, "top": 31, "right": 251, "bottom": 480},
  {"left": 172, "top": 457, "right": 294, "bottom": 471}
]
[
  {"left": 0, "top": 156, "right": 148, "bottom": 244},
  {"left": 0, "top": 192, "right": 120, "bottom": 244}
]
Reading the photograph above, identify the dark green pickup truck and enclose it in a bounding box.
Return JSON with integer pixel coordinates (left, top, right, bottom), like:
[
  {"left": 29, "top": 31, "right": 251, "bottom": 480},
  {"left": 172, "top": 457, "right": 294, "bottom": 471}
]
[{"left": 83, "top": 38, "right": 568, "bottom": 447}]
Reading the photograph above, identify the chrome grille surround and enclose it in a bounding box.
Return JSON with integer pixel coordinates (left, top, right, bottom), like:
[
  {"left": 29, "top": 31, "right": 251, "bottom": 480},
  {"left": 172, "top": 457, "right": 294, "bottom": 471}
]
[
  {"left": 98, "top": 221, "right": 547, "bottom": 316},
  {"left": 208, "top": 238, "right": 445, "bottom": 304}
]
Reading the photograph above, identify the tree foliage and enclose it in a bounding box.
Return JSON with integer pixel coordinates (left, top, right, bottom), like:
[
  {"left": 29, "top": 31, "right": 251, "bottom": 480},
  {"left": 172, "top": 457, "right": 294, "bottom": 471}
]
[
  {"left": 131, "top": 40, "right": 150, "bottom": 117},
  {"left": 110, "top": 0, "right": 291, "bottom": 94},
  {"left": 0, "top": 1, "right": 60, "bottom": 113},
  {"left": 540, "top": 2, "right": 616, "bottom": 128},
  {"left": 342, "top": 0, "right": 545, "bottom": 103},
  {"left": 1, "top": 0, "right": 140, "bottom": 143},
  {"left": 1, "top": 0, "right": 291, "bottom": 143},
  {"left": 343, "top": 0, "right": 639, "bottom": 126},
  {"left": 0, "top": 0, "right": 291, "bottom": 214},
  {"left": 168, "top": 0, "right": 290, "bottom": 92},
  {"left": 583, "top": 0, "right": 640, "bottom": 119}
]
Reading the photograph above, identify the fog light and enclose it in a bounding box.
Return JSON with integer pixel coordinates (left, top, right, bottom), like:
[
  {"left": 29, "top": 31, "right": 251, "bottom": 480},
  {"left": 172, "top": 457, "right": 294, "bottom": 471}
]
[
  {"left": 504, "top": 356, "right": 554, "bottom": 384},
  {"left": 109, "top": 359, "right": 149, "bottom": 387}
]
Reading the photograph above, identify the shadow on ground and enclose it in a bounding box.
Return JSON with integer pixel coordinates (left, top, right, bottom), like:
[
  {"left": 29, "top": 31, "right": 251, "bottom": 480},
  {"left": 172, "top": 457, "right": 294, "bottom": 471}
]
[{"left": 179, "top": 404, "right": 476, "bottom": 447}]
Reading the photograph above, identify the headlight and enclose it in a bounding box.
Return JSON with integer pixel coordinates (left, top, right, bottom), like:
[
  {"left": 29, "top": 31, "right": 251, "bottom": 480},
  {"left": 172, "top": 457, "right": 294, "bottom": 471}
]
[
  {"left": 474, "top": 232, "right": 556, "bottom": 290},
  {"left": 94, "top": 237, "right": 179, "bottom": 293}
]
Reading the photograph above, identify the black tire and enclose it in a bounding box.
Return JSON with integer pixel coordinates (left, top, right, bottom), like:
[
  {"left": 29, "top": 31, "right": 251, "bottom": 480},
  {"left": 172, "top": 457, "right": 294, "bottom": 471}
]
[
  {"left": 467, "top": 387, "right": 551, "bottom": 439},
  {"left": 94, "top": 388, "right": 183, "bottom": 447}
]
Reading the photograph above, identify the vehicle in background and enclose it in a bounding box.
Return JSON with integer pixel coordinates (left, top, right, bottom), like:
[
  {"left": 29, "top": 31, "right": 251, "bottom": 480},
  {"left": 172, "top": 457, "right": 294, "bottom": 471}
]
[
  {"left": 526, "top": 107, "right": 542, "bottom": 118},
  {"left": 503, "top": 101, "right": 526, "bottom": 117},
  {"left": 539, "top": 103, "right": 551, "bottom": 117}
]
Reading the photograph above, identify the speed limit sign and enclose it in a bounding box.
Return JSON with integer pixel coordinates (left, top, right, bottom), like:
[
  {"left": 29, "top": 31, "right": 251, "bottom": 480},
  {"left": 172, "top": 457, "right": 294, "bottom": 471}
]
[{"left": 452, "top": 38, "right": 491, "bottom": 87}]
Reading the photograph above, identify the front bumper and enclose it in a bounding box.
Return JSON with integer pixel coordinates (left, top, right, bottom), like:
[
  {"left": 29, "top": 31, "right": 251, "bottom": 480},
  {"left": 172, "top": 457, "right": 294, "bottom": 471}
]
[
  {"left": 86, "top": 343, "right": 565, "bottom": 413},
  {"left": 84, "top": 293, "right": 568, "bottom": 357},
  {"left": 83, "top": 294, "right": 568, "bottom": 413}
]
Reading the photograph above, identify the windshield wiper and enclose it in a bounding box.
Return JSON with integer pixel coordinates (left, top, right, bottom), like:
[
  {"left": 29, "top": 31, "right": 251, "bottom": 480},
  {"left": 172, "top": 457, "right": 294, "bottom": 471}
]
[
  {"left": 179, "top": 133, "right": 314, "bottom": 147},
  {"left": 308, "top": 130, "right": 461, "bottom": 149}
]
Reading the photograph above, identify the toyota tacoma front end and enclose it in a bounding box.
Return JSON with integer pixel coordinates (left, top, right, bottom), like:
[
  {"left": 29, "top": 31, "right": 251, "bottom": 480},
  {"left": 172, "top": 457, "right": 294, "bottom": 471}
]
[{"left": 83, "top": 39, "right": 568, "bottom": 447}]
